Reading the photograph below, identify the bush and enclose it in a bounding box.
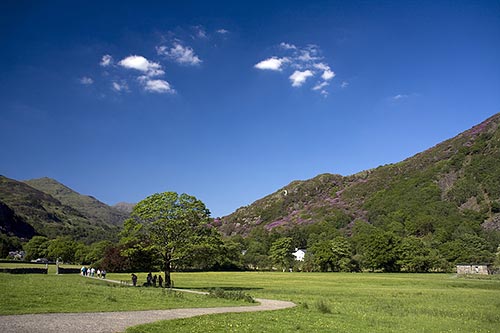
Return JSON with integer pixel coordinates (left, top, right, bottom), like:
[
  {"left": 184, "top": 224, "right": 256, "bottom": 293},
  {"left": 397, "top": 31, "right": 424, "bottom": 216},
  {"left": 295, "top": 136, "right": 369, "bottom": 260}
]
[{"left": 208, "top": 288, "right": 255, "bottom": 303}]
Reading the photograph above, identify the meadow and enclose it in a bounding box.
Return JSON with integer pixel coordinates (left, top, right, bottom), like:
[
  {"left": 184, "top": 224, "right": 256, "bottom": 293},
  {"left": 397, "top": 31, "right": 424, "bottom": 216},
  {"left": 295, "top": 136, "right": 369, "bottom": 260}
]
[
  {"left": 121, "top": 272, "right": 500, "bottom": 333},
  {"left": 1, "top": 266, "right": 499, "bottom": 332},
  {"left": 0, "top": 265, "right": 250, "bottom": 315}
]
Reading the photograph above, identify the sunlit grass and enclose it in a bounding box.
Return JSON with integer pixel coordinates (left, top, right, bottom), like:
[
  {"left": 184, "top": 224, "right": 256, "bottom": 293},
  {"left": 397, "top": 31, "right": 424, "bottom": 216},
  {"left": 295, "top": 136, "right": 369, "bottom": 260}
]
[
  {"left": 0, "top": 272, "right": 249, "bottom": 315},
  {"left": 126, "top": 272, "right": 500, "bottom": 333}
]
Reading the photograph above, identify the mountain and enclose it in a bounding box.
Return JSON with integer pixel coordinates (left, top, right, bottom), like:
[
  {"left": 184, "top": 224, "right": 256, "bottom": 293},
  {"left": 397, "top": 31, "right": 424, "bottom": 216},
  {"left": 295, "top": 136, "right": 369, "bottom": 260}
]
[
  {"left": 113, "top": 202, "right": 136, "bottom": 214},
  {"left": 24, "top": 177, "right": 128, "bottom": 226},
  {"left": 219, "top": 113, "right": 500, "bottom": 237},
  {"left": 0, "top": 176, "right": 122, "bottom": 243}
]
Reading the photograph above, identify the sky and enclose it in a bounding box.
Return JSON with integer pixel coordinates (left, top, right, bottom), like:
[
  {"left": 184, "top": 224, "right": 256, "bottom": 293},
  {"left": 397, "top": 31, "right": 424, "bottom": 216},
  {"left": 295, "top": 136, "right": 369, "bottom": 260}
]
[{"left": 1, "top": 0, "right": 499, "bottom": 217}]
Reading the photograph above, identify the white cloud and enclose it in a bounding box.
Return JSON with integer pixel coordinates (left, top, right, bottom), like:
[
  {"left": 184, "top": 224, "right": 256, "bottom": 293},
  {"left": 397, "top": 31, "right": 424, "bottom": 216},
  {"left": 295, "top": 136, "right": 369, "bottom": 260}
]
[
  {"left": 216, "top": 29, "right": 229, "bottom": 34},
  {"left": 157, "top": 43, "right": 202, "bottom": 66},
  {"left": 254, "top": 57, "right": 289, "bottom": 71},
  {"left": 143, "top": 79, "right": 175, "bottom": 94},
  {"left": 392, "top": 94, "right": 409, "bottom": 101},
  {"left": 298, "top": 50, "right": 315, "bottom": 62},
  {"left": 254, "top": 43, "right": 337, "bottom": 94},
  {"left": 289, "top": 70, "right": 313, "bottom": 87},
  {"left": 341, "top": 81, "right": 349, "bottom": 88},
  {"left": 118, "top": 55, "right": 164, "bottom": 77},
  {"left": 80, "top": 76, "right": 93, "bottom": 85},
  {"left": 280, "top": 42, "right": 297, "bottom": 50},
  {"left": 314, "top": 63, "right": 335, "bottom": 81},
  {"left": 321, "top": 69, "right": 335, "bottom": 81},
  {"left": 312, "top": 81, "right": 329, "bottom": 91},
  {"left": 100, "top": 54, "right": 113, "bottom": 67},
  {"left": 112, "top": 81, "right": 128, "bottom": 92},
  {"left": 192, "top": 25, "right": 207, "bottom": 39}
]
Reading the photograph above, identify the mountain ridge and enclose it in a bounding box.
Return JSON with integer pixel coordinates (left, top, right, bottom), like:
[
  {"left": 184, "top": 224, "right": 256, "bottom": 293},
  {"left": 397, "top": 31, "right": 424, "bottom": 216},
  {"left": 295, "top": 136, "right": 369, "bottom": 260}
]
[
  {"left": 24, "top": 177, "right": 128, "bottom": 227},
  {"left": 219, "top": 113, "right": 500, "bottom": 237},
  {"left": 0, "top": 176, "right": 124, "bottom": 243}
]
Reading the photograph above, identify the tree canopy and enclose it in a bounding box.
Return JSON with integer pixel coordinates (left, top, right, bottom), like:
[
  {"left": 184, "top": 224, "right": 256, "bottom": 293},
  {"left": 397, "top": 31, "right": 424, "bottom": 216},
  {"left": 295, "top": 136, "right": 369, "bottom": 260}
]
[{"left": 122, "top": 192, "right": 216, "bottom": 287}]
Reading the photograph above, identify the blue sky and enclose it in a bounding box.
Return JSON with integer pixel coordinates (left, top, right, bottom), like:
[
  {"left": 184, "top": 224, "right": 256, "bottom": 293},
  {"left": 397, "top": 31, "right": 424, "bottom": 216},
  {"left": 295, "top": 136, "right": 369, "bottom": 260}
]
[{"left": 1, "top": 0, "right": 499, "bottom": 217}]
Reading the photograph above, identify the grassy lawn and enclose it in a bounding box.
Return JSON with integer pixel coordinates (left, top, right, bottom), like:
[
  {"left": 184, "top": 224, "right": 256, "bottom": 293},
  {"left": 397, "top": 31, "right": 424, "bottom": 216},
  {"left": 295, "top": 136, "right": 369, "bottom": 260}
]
[
  {"left": 0, "top": 271, "right": 251, "bottom": 315},
  {"left": 2, "top": 266, "right": 499, "bottom": 332},
  {"left": 122, "top": 272, "right": 500, "bottom": 333}
]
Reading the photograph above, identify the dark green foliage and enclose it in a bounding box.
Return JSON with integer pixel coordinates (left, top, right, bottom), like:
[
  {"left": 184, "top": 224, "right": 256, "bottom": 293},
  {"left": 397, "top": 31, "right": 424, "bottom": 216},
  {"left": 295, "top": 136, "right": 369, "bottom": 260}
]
[
  {"left": 310, "top": 236, "right": 354, "bottom": 272},
  {"left": 269, "top": 237, "right": 294, "bottom": 271},
  {"left": 0, "top": 233, "right": 22, "bottom": 258},
  {"left": 23, "top": 236, "right": 49, "bottom": 260}
]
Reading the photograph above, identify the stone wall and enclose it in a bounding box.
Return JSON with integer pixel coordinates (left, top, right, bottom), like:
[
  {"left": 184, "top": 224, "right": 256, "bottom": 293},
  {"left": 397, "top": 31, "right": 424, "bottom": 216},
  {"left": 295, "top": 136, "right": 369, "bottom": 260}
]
[{"left": 456, "top": 264, "right": 491, "bottom": 275}]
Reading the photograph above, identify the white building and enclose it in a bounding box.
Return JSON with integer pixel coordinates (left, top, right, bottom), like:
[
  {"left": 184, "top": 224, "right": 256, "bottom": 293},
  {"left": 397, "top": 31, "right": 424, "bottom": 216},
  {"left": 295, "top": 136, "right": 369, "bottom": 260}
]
[{"left": 292, "top": 248, "right": 306, "bottom": 261}]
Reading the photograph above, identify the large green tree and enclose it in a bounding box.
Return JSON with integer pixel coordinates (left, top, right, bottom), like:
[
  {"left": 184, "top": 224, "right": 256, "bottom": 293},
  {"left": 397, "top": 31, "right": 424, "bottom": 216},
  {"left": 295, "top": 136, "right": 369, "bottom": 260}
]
[
  {"left": 123, "top": 192, "right": 215, "bottom": 287},
  {"left": 269, "top": 237, "right": 294, "bottom": 271},
  {"left": 24, "top": 236, "right": 49, "bottom": 260}
]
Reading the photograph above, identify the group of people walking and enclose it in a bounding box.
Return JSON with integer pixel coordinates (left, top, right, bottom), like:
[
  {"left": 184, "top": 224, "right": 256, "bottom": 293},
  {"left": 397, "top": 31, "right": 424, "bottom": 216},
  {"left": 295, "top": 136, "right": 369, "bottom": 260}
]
[
  {"left": 131, "top": 272, "right": 163, "bottom": 287},
  {"left": 81, "top": 266, "right": 106, "bottom": 279}
]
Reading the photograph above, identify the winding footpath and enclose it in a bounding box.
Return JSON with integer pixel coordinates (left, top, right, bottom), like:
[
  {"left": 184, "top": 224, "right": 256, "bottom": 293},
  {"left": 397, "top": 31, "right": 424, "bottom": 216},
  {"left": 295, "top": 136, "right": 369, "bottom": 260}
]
[{"left": 0, "top": 278, "right": 296, "bottom": 333}]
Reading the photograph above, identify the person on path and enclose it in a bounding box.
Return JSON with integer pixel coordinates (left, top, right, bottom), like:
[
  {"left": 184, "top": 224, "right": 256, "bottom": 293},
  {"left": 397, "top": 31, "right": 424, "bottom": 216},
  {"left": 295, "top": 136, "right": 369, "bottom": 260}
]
[
  {"left": 131, "top": 273, "right": 138, "bottom": 286},
  {"left": 152, "top": 275, "right": 157, "bottom": 287},
  {"left": 158, "top": 275, "right": 163, "bottom": 288},
  {"left": 101, "top": 269, "right": 106, "bottom": 279},
  {"left": 147, "top": 272, "right": 152, "bottom": 286}
]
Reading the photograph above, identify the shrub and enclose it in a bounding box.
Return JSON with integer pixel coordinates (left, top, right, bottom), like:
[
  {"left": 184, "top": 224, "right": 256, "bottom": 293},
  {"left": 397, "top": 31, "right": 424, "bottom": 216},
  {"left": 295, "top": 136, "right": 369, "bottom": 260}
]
[{"left": 208, "top": 288, "right": 255, "bottom": 303}]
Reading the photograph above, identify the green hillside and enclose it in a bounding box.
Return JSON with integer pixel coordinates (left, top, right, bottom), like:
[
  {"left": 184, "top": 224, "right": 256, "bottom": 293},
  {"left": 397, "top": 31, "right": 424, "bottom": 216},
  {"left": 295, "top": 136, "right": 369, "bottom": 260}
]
[
  {"left": 24, "top": 177, "right": 128, "bottom": 227},
  {"left": 219, "top": 113, "right": 500, "bottom": 270},
  {"left": 0, "top": 176, "right": 120, "bottom": 243}
]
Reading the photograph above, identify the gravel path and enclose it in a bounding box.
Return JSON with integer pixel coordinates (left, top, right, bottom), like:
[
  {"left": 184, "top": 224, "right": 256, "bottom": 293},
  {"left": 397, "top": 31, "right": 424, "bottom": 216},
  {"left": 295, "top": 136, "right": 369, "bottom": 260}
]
[{"left": 0, "top": 281, "right": 296, "bottom": 333}]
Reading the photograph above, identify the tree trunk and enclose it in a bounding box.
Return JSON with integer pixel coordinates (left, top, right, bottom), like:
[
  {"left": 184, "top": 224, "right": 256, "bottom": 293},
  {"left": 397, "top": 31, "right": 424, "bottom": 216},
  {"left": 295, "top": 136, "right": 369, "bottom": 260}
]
[{"left": 164, "top": 253, "right": 172, "bottom": 288}]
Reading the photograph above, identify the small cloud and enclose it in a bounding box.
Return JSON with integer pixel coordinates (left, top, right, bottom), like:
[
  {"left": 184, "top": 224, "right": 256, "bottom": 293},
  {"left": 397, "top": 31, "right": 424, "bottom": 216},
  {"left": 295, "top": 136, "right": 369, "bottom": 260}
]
[
  {"left": 341, "top": 81, "right": 349, "bottom": 88},
  {"left": 254, "top": 57, "right": 289, "bottom": 71},
  {"left": 391, "top": 94, "right": 409, "bottom": 101},
  {"left": 314, "top": 63, "right": 335, "bottom": 81},
  {"left": 80, "top": 76, "right": 94, "bottom": 85},
  {"left": 297, "top": 51, "right": 315, "bottom": 62},
  {"left": 321, "top": 69, "right": 335, "bottom": 81},
  {"left": 143, "top": 79, "right": 175, "bottom": 94},
  {"left": 100, "top": 54, "right": 113, "bottom": 67},
  {"left": 312, "top": 81, "right": 329, "bottom": 91},
  {"left": 280, "top": 42, "right": 297, "bottom": 50},
  {"left": 289, "top": 70, "right": 313, "bottom": 87},
  {"left": 157, "top": 43, "right": 202, "bottom": 66},
  {"left": 112, "top": 81, "right": 128, "bottom": 92},
  {"left": 118, "top": 55, "right": 164, "bottom": 77},
  {"left": 216, "top": 29, "right": 229, "bottom": 34},
  {"left": 192, "top": 25, "right": 207, "bottom": 39}
]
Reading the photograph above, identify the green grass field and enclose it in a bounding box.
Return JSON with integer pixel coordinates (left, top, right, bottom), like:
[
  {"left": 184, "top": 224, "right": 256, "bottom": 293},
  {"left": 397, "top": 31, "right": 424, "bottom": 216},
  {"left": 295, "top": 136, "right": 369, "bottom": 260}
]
[
  {"left": 121, "top": 272, "right": 500, "bottom": 333},
  {"left": 0, "top": 268, "right": 251, "bottom": 315},
  {"left": 1, "top": 266, "right": 499, "bottom": 332}
]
